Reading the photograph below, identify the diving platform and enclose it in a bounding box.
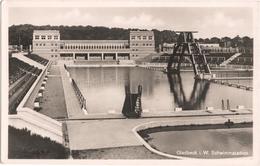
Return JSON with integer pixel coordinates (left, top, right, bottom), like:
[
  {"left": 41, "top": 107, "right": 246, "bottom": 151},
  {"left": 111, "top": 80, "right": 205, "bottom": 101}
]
[{"left": 166, "top": 31, "right": 214, "bottom": 80}]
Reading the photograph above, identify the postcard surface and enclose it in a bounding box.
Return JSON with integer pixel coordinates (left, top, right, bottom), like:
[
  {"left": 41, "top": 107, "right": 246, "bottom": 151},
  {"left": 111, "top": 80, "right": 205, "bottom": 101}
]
[{"left": 1, "top": 0, "right": 260, "bottom": 165}]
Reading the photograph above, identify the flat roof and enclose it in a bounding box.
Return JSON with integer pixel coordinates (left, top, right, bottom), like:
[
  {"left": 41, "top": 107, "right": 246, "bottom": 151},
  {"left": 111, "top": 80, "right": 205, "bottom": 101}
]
[
  {"left": 130, "top": 30, "right": 154, "bottom": 35},
  {"left": 33, "top": 30, "right": 60, "bottom": 34},
  {"left": 60, "top": 40, "right": 129, "bottom": 44}
]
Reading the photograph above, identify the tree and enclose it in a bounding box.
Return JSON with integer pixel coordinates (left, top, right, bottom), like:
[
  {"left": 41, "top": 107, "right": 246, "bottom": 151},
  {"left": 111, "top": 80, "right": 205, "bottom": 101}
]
[{"left": 210, "top": 37, "right": 220, "bottom": 43}]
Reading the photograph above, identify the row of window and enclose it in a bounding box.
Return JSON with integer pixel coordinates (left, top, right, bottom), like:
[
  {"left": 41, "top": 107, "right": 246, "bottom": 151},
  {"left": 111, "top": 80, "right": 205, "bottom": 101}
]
[
  {"left": 35, "top": 43, "right": 58, "bottom": 46},
  {"left": 132, "top": 54, "right": 139, "bottom": 57},
  {"left": 61, "top": 45, "right": 128, "bottom": 50},
  {"left": 35, "top": 35, "right": 59, "bottom": 40},
  {"left": 131, "top": 36, "right": 153, "bottom": 40},
  {"left": 51, "top": 55, "right": 58, "bottom": 58},
  {"left": 202, "top": 48, "right": 238, "bottom": 53},
  {"left": 131, "top": 43, "right": 153, "bottom": 46}
]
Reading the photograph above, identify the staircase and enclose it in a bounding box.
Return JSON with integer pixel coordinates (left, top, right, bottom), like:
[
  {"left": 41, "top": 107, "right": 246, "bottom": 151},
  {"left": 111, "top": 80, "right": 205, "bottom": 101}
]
[
  {"left": 220, "top": 53, "right": 242, "bottom": 66},
  {"left": 12, "top": 52, "right": 45, "bottom": 69}
]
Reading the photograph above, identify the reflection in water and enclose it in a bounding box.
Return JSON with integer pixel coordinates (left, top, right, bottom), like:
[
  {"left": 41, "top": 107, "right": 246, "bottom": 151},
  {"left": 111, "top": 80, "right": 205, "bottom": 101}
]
[
  {"left": 68, "top": 67, "right": 252, "bottom": 113},
  {"left": 167, "top": 73, "right": 210, "bottom": 110}
]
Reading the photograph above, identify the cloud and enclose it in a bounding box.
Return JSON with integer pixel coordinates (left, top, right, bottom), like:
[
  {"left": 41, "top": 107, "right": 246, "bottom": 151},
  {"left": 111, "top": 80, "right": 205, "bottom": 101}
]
[
  {"left": 52, "top": 8, "right": 92, "bottom": 25},
  {"left": 112, "top": 13, "right": 165, "bottom": 29},
  {"left": 201, "top": 12, "right": 244, "bottom": 28},
  {"left": 50, "top": 9, "right": 165, "bottom": 29},
  {"left": 194, "top": 11, "right": 248, "bottom": 38}
]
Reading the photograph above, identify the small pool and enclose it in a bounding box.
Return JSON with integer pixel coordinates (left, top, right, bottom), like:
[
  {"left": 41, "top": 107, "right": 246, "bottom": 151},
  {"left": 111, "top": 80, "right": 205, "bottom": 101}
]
[{"left": 138, "top": 123, "right": 252, "bottom": 159}]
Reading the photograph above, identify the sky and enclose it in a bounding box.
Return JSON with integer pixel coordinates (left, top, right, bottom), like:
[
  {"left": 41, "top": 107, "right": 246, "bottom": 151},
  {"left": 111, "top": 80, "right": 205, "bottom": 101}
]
[{"left": 9, "top": 7, "right": 253, "bottom": 38}]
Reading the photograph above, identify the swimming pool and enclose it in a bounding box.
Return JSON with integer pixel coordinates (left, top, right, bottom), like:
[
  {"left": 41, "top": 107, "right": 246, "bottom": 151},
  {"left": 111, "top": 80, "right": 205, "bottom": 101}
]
[
  {"left": 68, "top": 67, "right": 252, "bottom": 114},
  {"left": 138, "top": 123, "right": 252, "bottom": 159}
]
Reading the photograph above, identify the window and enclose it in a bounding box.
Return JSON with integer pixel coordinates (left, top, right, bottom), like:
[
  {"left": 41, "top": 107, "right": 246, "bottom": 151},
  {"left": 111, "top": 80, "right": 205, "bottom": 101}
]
[
  {"left": 131, "top": 36, "right": 136, "bottom": 40},
  {"left": 137, "top": 36, "right": 141, "bottom": 40},
  {"left": 35, "top": 43, "right": 38, "bottom": 46},
  {"left": 143, "top": 36, "right": 147, "bottom": 40},
  {"left": 43, "top": 44, "right": 45, "bottom": 46},
  {"left": 47, "top": 35, "right": 52, "bottom": 40},
  {"left": 55, "top": 49, "right": 57, "bottom": 52},
  {"left": 51, "top": 43, "right": 53, "bottom": 46},
  {"left": 143, "top": 43, "right": 145, "bottom": 46},
  {"left": 55, "top": 55, "right": 57, "bottom": 57},
  {"left": 55, "top": 44, "right": 58, "bottom": 46},
  {"left": 39, "top": 44, "right": 42, "bottom": 46},
  {"left": 51, "top": 55, "right": 54, "bottom": 57},
  {"left": 35, "top": 35, "right": 40, "bottom": 40},
  {"left": 54, "top": 35, "right": 59, "bottom": 40},
  {"left": 51, "top": 49, "right": 53, "bottom": 52},
  {"left": 41, "top": 35, "right": 46, "bottom": 40},
  {"left": 149, "top": 36, "right": 153, "bottom": 40}
]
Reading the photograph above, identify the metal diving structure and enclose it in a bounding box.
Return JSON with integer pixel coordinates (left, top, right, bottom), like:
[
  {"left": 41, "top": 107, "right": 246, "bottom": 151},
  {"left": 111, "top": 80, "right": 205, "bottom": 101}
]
[{"left": 166, "top": 31, "right": 214, "bottom": 80}]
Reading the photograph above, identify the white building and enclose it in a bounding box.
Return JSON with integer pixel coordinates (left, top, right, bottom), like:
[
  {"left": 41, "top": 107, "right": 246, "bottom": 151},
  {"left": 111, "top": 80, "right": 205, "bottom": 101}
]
[
  {"left": 33, "top": 30, "right": 60, "bottom": 60},
  {"left": 129, "top": 31, "right": 155, "bottom": 59},
  {"left": 32, "top": 30, "right": 155, "bottom": 60}
]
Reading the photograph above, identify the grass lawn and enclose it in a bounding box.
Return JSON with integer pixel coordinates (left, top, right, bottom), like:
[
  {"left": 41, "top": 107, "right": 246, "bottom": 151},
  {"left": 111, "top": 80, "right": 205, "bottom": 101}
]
[{"left": 8, "top": 126, "right": 69, "bottom": 159}]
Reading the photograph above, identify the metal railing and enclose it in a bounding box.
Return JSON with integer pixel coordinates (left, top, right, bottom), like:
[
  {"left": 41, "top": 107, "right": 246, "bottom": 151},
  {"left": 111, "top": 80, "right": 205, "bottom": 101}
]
[{"left": 71, "top": 78, "right": 87, "bottom": 111}]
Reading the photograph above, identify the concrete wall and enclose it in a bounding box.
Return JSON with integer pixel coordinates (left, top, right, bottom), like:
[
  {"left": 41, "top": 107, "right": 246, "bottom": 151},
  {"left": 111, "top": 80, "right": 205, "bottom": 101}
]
[
  {"left": 9, "top": 108, "right": 63, "bottom": 143},
  {"left": 12, "top": 52, "right": 45, "bottom": 69},
  {"left": 9, "top": 61, "right": 64, "bottom": 144}
]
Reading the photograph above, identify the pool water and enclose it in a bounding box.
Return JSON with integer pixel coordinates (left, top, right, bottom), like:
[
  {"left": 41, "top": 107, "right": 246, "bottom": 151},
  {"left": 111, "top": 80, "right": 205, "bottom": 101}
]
[
  {"left": 146, "top": 127, "right": 252, "bottom": 159},
  {"left": 68, "top": 67, "right": 252, "bottom": 114}
]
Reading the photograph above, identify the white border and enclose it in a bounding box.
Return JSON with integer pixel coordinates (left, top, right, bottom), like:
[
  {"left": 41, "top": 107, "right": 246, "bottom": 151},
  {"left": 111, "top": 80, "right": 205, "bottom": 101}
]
[{"left": 1, "top": 0, "right": 260, "bottom": 165}]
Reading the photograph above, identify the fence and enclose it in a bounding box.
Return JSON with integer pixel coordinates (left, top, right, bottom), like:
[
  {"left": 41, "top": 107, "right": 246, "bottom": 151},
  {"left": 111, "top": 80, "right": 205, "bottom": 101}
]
[{"left": 71, "top": 78, "right": 87, "bottom": 111}]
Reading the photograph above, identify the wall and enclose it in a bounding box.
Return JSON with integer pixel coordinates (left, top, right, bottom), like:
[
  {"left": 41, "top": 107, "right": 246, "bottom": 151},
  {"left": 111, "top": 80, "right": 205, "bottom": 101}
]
[
  {"left": 9, "top": 61, "right": 64, "bottom": 144},
  {"left": 33, "top": 30, "right": 60, "bottom": 60},
  {"left": 129, "top": 31, "right": 155, "bottom": 59}
]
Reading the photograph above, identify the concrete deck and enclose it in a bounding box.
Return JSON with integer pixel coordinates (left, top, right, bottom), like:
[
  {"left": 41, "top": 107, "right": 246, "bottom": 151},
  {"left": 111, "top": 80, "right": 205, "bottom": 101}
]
[
  {"left": 65, "top": 114, "right": 252, "bottom": 150},
  {"left": 60, "top": 65, "right": 85, "bottom": 118},
  {"left": 40, "top": 75, "right": 67, "bottom": 119},
  {"left": 57, "top": 109, "right": 252, "bottom": 121}
]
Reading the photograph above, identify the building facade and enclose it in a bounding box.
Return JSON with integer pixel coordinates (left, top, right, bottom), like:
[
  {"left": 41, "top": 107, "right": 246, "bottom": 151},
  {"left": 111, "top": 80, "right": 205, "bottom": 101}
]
[
  {"left": 129, "top": 31, "right": 155, "bottom": 59},
  {"left": 33, "top": 30, "right": 60, "bottom": 60},
  {"left": 162, "top": 42, "right": 239, "bottom": 54},
  {"left": 32, "top": 30, "right": 155, "bottom": 60}
]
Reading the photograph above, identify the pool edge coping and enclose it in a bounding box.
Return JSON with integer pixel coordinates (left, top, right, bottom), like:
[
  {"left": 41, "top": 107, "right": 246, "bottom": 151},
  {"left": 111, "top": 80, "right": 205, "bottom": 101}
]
[{"left": 132, "top": 119, "right": 253, "bottom": 160}]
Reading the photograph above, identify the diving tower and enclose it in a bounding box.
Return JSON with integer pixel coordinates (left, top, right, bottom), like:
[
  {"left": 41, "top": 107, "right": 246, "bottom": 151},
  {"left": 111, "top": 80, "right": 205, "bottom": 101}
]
[{"left": 166, "top": 31, "right": 214, "bottom": 80}]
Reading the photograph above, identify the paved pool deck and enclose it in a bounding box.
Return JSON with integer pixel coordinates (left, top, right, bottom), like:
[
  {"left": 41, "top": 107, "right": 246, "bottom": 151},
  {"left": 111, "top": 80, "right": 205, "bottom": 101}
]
[
  {"left": 59, "top": 63, "right": 253, "bottom": 151},
  {"left": 60, "top": 65, "right": 85, "bottom": 118},
  {"left": 65, "top": 114, "right": 252, "bottom": 150}
]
